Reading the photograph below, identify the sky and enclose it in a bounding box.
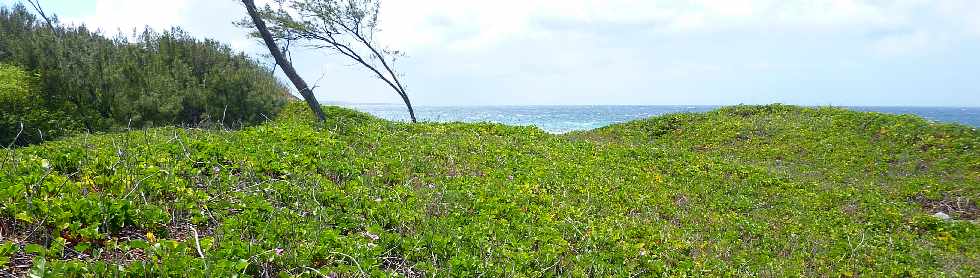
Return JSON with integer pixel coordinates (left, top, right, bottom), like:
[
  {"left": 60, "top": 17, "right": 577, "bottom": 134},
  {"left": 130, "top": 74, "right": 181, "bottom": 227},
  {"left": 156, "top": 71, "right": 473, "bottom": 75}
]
[{"left": 9, "top": 0, "right": 980, "bottom": 106}]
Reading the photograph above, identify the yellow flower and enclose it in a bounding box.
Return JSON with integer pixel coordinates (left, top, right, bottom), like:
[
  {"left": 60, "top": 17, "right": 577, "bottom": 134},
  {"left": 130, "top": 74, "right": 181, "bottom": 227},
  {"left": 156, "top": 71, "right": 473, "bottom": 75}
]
[{"left": 653, "top": 174, "right": 664, "bottom": 183}]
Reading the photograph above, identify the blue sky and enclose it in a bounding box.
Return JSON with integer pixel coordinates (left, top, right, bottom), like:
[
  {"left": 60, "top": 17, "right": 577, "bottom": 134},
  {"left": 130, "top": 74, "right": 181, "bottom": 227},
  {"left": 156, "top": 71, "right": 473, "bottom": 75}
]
[{"left": 15, "top": 0, "right": 980, "bottom": 106}]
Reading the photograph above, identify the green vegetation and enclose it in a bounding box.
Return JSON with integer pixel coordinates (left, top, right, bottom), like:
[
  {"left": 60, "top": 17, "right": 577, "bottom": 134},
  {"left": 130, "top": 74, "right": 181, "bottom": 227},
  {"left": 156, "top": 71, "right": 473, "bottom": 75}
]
[
  {"left": 1, "top": 103, "right": 976, "bottom": 276},
  {"left": 0, "top": 63, "right": 78, "bottom": 146},
  {"left": 0, "top": 4, "right": 290, "bottom": 145}
]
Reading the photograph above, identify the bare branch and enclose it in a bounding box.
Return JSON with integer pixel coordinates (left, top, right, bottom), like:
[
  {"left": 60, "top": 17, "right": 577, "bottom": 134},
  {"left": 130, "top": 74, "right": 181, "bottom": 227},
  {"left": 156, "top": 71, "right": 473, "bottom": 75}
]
[
  {"left": 256, "top": 0, "right": 417, "bottom": 122},
  {"left": 6, "top": 123, "right": 24, "bottom": 149},
  {"left": 343, "top": 23, "right": 406, "bottom": 94},
  {"left": 25, "top": 0, "right": 56, "bottom": 30}
]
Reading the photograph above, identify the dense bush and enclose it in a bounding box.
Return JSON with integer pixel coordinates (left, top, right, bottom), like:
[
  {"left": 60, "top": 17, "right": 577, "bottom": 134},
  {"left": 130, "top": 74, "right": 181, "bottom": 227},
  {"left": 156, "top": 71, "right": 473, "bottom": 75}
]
[
  {"left": 1, "top": 103, "right": 976, "bottom": 276},
  {"left": 0, "top": 4, "right": 290, "bottom": 139},
  {"left": 0, "top": 63, "right": 79, "bottom": 146}
]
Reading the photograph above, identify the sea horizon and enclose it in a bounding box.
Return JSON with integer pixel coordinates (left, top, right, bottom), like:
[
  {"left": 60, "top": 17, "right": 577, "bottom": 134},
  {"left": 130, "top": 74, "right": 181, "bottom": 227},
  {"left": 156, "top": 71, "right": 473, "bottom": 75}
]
[
  {"left": 328, "top": 102, "right": 980, "bottom": 109},
  {"left": 339, "top": 103, "right": 980, "bottom": 133}
]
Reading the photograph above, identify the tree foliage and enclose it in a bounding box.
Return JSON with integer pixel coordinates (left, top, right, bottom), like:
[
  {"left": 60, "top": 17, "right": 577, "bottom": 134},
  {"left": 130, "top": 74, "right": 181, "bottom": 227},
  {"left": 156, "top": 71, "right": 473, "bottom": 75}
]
[
  {"left": 0, "top": 63, "right": 77, "bottom": 146},
  {"left": 0, "top": 4, "right": 291, "bottom": 142}
]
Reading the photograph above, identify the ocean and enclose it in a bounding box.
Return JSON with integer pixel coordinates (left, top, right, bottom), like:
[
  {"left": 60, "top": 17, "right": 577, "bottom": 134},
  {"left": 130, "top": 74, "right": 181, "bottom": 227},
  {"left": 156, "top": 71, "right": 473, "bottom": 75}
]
[{"left": 343, "top": 104, "right": 980, "bottom": 134}]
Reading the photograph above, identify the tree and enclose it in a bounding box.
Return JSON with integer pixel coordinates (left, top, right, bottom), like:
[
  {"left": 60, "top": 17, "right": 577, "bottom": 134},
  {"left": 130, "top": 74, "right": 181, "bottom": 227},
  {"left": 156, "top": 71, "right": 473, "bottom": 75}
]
[
  {"left": 242, "top": 0, "right": 418, "bottom": 123},
  {"left": 1, "top": 4, "right": 290, "bottom": 136},
  {"left": 24, "top": 0, "right": 55, "bottom": 30},
  {"left": 241, "top": 0, "right": 326, "bottom": 121}
]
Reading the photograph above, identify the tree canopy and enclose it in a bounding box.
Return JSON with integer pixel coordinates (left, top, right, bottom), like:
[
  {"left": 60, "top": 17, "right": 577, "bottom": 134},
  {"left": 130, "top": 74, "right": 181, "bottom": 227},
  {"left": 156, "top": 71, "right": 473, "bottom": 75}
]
[{"left": 0, "top": 4, "right": 292, "bottom": 145}]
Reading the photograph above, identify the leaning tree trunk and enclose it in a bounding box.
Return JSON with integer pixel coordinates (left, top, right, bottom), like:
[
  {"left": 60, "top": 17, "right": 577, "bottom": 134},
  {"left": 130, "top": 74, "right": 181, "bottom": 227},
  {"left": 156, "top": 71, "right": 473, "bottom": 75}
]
[
  {"left": 399, "top": 92, "right": 418, "bottom": 123},
  {"left": 242, "top": 0, "right": 326, "bottom": 121}
]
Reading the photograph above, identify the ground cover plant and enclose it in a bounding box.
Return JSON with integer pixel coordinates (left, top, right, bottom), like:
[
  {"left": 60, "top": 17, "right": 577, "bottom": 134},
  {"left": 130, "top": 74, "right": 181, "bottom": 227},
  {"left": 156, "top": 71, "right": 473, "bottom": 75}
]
[{"left": 1, "top": 103, "right": 977, "bottom": 277}]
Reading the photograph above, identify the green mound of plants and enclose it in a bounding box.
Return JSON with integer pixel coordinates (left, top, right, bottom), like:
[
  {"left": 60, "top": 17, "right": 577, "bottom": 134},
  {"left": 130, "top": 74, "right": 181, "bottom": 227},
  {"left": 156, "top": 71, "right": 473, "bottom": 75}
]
[{"left": 1, "top": 103, "right": 977, "bottom": 276}]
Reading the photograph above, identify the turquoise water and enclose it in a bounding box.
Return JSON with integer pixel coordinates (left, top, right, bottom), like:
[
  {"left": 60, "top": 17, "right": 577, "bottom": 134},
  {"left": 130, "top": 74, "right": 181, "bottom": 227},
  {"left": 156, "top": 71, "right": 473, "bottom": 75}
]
[{"left": 344, "top": 104, "right": 980, "bottom": 134}]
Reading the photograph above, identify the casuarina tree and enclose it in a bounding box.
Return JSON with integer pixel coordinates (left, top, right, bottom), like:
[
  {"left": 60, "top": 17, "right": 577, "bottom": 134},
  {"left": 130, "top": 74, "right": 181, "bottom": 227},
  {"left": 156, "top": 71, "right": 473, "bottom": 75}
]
[
  {"left": 239, "top": 0, "right": 418, "bottom": 122},
  {"left": 241, "top": 0, "right": 327, "bottom": 121}
]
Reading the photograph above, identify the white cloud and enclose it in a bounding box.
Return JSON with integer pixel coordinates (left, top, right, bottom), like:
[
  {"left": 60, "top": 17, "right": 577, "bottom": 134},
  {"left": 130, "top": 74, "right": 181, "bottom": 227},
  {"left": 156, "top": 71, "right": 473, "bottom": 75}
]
[
  {"left": 372, "top": 0, "right": 972, "bottom": 55},
  {"left": 871, "top": 31, "right": 933, "bottom": 57},
  {"left": 67, "top": 0, "right": 190, "bottom": 34},
  {"left": 57, "top": 0, "right": 980, "bottom": 54},
  {"left": 41, "top": 0, "right": 980, "bottom": 106},
  {"left": 934, "top": 1, "right": 980, "bottom": 36}
]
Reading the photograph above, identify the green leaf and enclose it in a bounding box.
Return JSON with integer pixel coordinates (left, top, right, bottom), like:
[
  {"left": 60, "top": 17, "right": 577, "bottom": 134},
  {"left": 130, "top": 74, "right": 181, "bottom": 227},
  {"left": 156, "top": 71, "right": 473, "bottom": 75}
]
[
  {"left": 74, "top": 242, "right": 92, "bottom": 253},
  {"left": 24, "top": 244, "right": 46, "bottom": 255},
  {"left": 28, "top": 257, "right": 46, "bottom": 278},
  {"left": 15, "top": 211, "right": 33, "bottom": 223},
  {"left": 128, "top": 240, "right": 150, "bottom": 250}
]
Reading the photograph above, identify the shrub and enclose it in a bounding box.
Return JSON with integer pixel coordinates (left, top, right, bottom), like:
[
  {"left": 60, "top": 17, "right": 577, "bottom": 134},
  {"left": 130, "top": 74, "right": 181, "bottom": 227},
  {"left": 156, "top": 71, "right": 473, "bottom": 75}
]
[{"left": 0, "top": 4, "right": 291, "bottom": 139}]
